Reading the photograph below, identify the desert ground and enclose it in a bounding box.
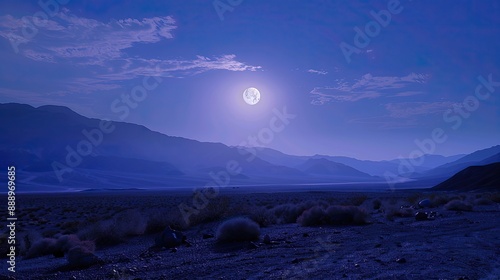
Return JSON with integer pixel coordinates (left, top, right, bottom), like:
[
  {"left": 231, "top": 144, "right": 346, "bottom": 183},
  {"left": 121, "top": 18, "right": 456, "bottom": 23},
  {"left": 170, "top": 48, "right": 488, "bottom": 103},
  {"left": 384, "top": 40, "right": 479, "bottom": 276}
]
[{"left": 1, "top": 188, "right": 499, "bottom": 280}]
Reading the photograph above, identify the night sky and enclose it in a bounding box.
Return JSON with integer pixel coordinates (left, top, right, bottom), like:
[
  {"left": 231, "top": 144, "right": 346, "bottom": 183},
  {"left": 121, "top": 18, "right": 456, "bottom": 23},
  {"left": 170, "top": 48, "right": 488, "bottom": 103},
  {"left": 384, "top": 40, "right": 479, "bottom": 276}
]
[{"left": 1, "top": 0, "right": 499, "bottom": 160}]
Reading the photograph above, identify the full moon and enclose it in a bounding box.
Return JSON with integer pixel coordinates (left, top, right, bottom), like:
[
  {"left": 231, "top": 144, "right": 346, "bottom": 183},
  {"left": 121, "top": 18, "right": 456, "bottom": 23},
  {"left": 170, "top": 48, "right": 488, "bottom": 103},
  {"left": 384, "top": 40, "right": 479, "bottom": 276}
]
[{"left": 243, "top": 87, "right": 261, "bottom": 105}]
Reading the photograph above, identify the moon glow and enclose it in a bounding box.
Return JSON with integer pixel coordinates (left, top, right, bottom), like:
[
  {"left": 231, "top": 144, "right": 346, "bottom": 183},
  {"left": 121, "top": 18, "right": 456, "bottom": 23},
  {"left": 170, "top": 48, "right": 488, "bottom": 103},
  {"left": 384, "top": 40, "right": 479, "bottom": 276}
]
[{"left": 243, "top": 87, "right": 261, "bottom": 105}]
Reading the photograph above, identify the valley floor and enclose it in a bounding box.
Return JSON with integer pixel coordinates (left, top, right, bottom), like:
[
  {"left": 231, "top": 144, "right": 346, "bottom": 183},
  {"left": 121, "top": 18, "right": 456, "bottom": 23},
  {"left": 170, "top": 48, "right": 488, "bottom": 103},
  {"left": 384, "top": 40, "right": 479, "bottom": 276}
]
[{"left": 2, "top": 190, "right": 499, "bottom": 279}]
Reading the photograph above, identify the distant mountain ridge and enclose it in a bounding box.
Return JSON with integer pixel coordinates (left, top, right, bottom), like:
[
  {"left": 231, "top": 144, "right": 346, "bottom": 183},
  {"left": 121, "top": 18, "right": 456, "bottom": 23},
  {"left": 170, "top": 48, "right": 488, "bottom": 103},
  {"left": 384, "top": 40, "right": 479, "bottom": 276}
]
[
  {"left": 421, "top": 145, "right": 500, "bottom": 179},
  {"left": 0, "top": 103, "right": 377, "bottom": 190},
  {"left": 252, "top": 147, "right": 467, "bottom": 177},
  {"left": 0, "top": 103, "right": 498, "bottom": 192},
  {"left": 297, "top": 158, "right": 374, "bottom": 178}
]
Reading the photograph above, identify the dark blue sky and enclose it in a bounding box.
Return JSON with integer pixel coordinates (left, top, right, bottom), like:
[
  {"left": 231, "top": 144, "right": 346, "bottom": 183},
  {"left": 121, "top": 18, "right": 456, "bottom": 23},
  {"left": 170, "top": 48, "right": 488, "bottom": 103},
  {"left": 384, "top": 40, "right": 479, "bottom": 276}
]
[{"left": 1, "top": 0, "right": 499, "bottom": 160}]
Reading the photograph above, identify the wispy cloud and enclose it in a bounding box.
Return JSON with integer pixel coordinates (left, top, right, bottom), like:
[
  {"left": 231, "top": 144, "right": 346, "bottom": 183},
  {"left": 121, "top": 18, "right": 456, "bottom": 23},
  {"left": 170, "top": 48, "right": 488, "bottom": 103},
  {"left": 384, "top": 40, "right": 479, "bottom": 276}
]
[
  {"left": 79, "top": 54, "right": 261, "bottom": 83},
  {"left": 307, "top": 69, "right": 328, "bottom": 75},
  {"left": 309, "top": 87, "right": 380, "bottom": 105},
  {"left": 348, "top": 101, "right": 459, "bottom": 129},
  {"left": 309, "top": 73, "right": 429, "bottom": 105},
  {"left": 349, "top": 116, "right": 421, "bottom": 129},
  {"left": 0, "top": 9, "right": 177, "bottom": 64},
  {"left": 0, "top": 9, "right": 261, "bottom": 94},
  {"left": 385, "top": 101, "right": 458, "bottom": 118}
]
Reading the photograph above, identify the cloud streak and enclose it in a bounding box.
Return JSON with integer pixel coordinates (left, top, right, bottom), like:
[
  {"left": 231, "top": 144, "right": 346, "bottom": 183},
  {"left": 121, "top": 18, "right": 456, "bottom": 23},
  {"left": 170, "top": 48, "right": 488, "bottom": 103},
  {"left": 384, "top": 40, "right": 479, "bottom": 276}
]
[
  {"left": 385, "top": 102, "right": 458, "bottom": 118},
  {"left": 309, "top": 73, "right": 430, "bottom": 105},
  {"left": 307, "top": 69, "right": 328, "bottom": 75},
  {"left": 0, "top": 9, "right": 177, "bottom": 64},
  {"left": 348, "top": 101, "right": 460, "bottom": 129},
  {"left": 0, "top": 9, "right": 261, "bottom": 94}
]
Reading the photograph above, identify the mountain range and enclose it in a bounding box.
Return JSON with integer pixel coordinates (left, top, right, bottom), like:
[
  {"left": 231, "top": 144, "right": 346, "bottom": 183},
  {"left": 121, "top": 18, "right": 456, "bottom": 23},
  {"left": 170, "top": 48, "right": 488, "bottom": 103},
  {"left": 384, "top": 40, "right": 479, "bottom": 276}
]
[{"left": 0, "top": 103, "right": 498, "bottom": 192}]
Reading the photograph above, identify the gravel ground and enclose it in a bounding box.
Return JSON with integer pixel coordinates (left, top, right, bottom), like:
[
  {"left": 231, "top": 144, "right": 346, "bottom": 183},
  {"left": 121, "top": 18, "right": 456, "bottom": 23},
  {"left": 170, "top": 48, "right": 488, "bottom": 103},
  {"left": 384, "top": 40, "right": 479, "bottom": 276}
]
[{"left": 1, "top": 190, "right": 499, "bottom": 279}]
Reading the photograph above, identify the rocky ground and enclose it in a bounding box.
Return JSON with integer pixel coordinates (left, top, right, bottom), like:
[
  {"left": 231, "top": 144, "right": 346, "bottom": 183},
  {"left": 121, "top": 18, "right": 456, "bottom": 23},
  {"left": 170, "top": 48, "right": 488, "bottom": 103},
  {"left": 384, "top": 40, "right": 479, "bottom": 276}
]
[{"left": 1, "top": 190, "right": 499, "bottom": 279}]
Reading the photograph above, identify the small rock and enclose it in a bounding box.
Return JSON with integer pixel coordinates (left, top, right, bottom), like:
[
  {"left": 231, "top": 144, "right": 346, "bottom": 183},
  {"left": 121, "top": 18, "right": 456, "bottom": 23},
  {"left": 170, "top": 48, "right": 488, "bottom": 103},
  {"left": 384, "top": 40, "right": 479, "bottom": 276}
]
[
  {"left": 171, "top": 247, "right": 177, "bottom": 253},
  {"left": 155, "top": 226, "right": 184, "bottom": 248},
  {"left": 418, "top": 199, "right": 431, "bottom": 208},
  {"left": 396, "top": 258, "right": 406, "bottom": 264},
  {"left": 302, "top": 233, "right": 309, "bottom": 237},
  {"left": 374, "top": 243, "right": 382, "bottom": 248},
  {"left": 202, "top": 233, "right": 214, "bottom": 239},
  {"left": 263, "top": 234, "right": 271, "bottom": 244},
  {"left": 415, "top": 211, "right": 428, "bottom": 221},
  {"left": 354, "top": 263, "right": 360, "bottom": 268},
  {"left": 427, "top": 211, "right": 437, "bottom": 220},
  {"left": 53, "top": 250, "right": 64, "bottom": 258},
  {"left": 67, "top": 246, "right": 100, "bottom": 268}
]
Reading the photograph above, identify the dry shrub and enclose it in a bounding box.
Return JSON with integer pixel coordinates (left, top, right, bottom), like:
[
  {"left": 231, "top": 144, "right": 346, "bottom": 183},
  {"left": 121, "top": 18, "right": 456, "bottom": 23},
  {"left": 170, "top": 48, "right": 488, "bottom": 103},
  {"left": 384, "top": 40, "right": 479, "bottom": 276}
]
[
  {"left": 444, "top": 200, "right": 473, "bottom": 211},
  {"left": 25, "top": 234, "right": 95, "bottom": 259},
  {"left": 60, "top": 221, "right": 81, "bottom": 234},
  {"left": 146, "top": 210, "right": 187, "bottom": 233},
  {"left": 297, "top": 205, "right": 368, "bottom": 226},
  {"left": 188, "top": 196, "right": 231, "bottom": 227},
  {"left": 483, "top": 193, "right": 500, "bottom": 203},
  {"left": 492, "top": 193, "right": 500, "bottom": 203},
  {"left": 407, "top": 193, "right": 422, "bottom": 205},
  {"left": 348, "top": 194, "right": 368, "bottom": 206},
  {"left": 248, "top": 207, "right": 277, "bottom": 227},
  {"left": 78, "top": 209, "right": 146, "bottom": 247},
  {"left": 430, "top": 195, "right": 449, "bottom": 207},
  {"left": 216, "top": 217, "right": 260, "bottom": 243},
  {"left": 372, "top": 199, "right": 382, "bottom": 210},
  {"left": 272, "top": 203, "right": 301, "bottom": 224},
  {"left": 67, "top": 246, "right": 100, "bottom": 268},
  {"left": 296, "top": 206, "right": 326, "bottom": 226},
  {"left": 473, "top": 198, "right": 494, "bottom": 206},
  {"left": 272, "top": 200, "right": 329, "bottom": 224},
  {"left": 25, "top": 238, "right": 57, "bottom": 259},
  {"left": 325, "top": 205, "right": 368, "bottom": 225},
  {"left": 385, "top": 207, "right": 414, "bottom": 221}
]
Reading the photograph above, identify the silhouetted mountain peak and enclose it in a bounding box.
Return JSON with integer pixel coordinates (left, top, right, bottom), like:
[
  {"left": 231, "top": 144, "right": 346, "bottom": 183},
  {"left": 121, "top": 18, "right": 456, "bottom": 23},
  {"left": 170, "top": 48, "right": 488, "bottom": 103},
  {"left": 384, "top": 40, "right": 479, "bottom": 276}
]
[{"left": 38, "top": 105, "right": 80, "bottom": 116}]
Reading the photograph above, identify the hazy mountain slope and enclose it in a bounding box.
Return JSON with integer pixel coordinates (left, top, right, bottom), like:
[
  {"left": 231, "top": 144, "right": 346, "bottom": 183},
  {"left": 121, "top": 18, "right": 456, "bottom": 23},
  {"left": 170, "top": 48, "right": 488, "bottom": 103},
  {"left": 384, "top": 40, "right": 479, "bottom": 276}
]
[
  {"left": 0, "top": 103, "right": 308, "bottom": 188},
  {"left": 250, "top": 147, "right": 309, "bottom": 168},
  {"left": 297, "top": 158, "right": 374, "bottom": 178},
  {"left": 388, "top": 154, "right": 466, "bottom": 169},
  {"left": 432, "top": 162, "right": 500, "bottom": 191},
  {"left": 423, "top": 145, "right": 500, "bottom": 178},
  {"left": 312, "top": 155, "right": 413, "bottom": 176}
]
